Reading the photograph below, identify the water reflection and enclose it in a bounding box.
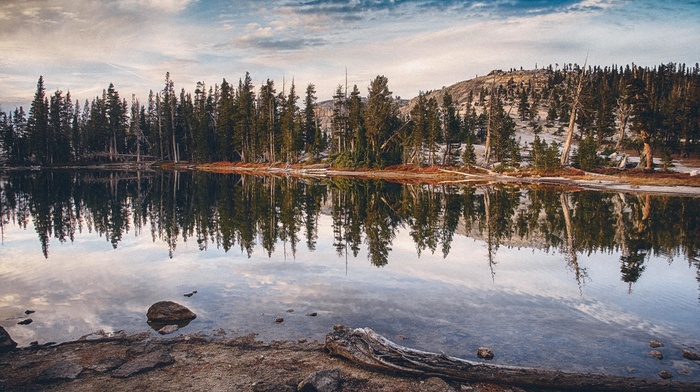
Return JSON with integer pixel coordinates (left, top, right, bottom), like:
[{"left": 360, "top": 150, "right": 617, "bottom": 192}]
[
  {"left": 2, "top": 170, "right": 700, "bottom": 380},
  {"left": 1, "top": 171, "right": 700, "bottom": 292}
]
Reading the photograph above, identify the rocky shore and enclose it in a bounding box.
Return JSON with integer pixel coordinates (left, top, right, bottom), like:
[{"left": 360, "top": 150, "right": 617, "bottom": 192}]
[{"left": 1, "top": 328, "right": 529, "bottom": 392}]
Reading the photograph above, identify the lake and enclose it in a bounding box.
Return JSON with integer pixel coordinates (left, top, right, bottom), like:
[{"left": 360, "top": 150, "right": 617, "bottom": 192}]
[{"left": 1, "top": 170, "right": 699, "bottom": 381}]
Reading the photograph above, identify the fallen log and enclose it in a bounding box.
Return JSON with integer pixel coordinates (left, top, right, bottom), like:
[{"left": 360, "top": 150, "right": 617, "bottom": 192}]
[{"left": 325, "top": 327, "right": 698, "bottom": 392}]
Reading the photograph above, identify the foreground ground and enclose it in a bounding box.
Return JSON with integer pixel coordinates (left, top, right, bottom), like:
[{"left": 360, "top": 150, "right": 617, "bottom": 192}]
[{"left": 0, "top": 330, "right": 528, "bottom": 392}]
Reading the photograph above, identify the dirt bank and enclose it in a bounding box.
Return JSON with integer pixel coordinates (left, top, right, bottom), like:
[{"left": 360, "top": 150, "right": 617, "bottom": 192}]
[{"left": 183, "top": 162, "right": 700, "bottom": 197}]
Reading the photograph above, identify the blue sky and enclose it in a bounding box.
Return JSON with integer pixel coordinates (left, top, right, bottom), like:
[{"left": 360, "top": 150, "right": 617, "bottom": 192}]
[{"left": 1, "top": 0, "right": 699, "bottom": 110}]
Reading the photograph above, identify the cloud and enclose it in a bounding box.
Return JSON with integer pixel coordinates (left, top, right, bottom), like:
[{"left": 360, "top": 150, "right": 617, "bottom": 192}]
[
  {"left": 1, "top": 0, "right": 699, "bottom": 109},
  {"left": 114, "top": 0, "right": 196, "bottom": 13}
]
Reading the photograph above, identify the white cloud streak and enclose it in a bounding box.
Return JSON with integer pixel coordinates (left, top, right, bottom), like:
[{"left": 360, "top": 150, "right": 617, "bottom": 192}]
[{"left": 0, "top": 0, "right": 698, "bottom": 109}]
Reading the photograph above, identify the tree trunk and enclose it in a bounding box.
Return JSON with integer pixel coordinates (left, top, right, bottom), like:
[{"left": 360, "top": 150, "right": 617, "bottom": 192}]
[
  {"left": 615, "top": 101, "right": 630, "bottom": 151},
  {"left": 484, "top": 77, "right": 495, "bottom": 165},
  {"left": 638, "top": 130, "right": 653, "bottom": 170},
  {"left": 326, "top": 327, "right": 698, "bottom": 392},
  {"left": 561, "top": 60, "right": 587, "bottom": 166}
]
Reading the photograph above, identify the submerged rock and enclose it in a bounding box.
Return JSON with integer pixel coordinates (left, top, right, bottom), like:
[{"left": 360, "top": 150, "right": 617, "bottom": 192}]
[
  {"left": 650, "top": 340, "right": 664, "bottom": 348},
  {"left": 146, "top": 301, "right": 196, "bottom": 323},
  {"left": 0, "top": 326, "right": 18, "bottom": 351},
  {"left": 157, "top": 324, "right": 180, "bottom": 335},
  {"left": 648, "top": 350, "right": 664, "bottom": 360},
  {"left": 682, "top": 349, "right": 700, "bottom": 360},
  {"left": 477, "top": 347, "right": 494, "bottom": 360}
]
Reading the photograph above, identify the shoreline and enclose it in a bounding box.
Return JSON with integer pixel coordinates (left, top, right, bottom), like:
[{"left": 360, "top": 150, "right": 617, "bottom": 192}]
[
  {"left": 3, "top": 328, "right": 699, "bottom": 392},
  {"left": 187, "top": 161, "right": 700, "bottom": 197},
  {"left": 4, "top": 160, "right": 700, "bottom": 196}
]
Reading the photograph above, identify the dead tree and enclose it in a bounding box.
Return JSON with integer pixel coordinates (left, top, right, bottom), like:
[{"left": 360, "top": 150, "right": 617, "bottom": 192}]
[
  {"left": 326, "top": 327, "right": 698, "bottom": 392},
  {"left": 561, "top": 57, "right": 588, "bottom": 166}
]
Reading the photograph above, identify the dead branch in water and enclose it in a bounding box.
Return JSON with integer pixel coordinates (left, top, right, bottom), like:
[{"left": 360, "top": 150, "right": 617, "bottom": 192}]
[{"left": 325, "top": 327, "right": 697, "bottom": 392}]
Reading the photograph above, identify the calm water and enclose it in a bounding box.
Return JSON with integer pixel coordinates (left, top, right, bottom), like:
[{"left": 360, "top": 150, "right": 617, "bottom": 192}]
[{"left": 1, "top": 170, "right": 699, "bottom": 381}]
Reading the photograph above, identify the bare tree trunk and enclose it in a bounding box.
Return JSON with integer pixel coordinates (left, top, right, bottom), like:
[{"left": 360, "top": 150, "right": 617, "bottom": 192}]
[
  {"left": 157, "top": 95, "right": 164, "bottom": 161},
  {"left": 561, "top": 58, "right": 587, "bottom": 166},
  {"left": 560, "top": 193, "right": 586, "bottom": 289},
  {"left": 484, "top": 76, "right": 495, "bottom": 165},
  {"left": 615, "top": 100, "right": 631, "bottom": 150},
  {"left": 637, "top": 130, "right": 653, "bottom": 170},
  {"left": 171, "top": 96, "right": 178, "bottom": 163}
]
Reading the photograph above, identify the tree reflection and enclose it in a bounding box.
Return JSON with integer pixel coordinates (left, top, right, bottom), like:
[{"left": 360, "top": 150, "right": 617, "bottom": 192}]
[{"left": 1, "top": 171, "right": 699, "bottom": 295}]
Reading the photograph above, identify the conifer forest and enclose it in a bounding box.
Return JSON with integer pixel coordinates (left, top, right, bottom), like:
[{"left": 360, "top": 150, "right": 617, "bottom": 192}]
[{"left": 1, "top": 63, "right": 699, "bottom": 171}]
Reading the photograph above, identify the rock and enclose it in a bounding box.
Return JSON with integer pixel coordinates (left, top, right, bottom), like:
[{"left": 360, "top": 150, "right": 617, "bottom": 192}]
[
  {"left": 682, "top": 348, "right": 700, "bottom": 360},
  {"left": 84, "top": 357, "right": 126, "bottom": 373},
  {"left": 659, "top": 370, "right": 673, "bottom": 379},
  {"left": 183, "top": 290, "right": 197, "bottom": 297},
  {"left": 25, "top": 310, "right": 35, "bottom": 315},
  {"left": 298, "top": 368, "right": 341, "bottom": 392},
  {"left": 146, "top": 301, "right": 196, "bottom": 323},
  {"left": 0, "top": 326, "right": 18, "bottom": 351},
  {"left": 419, "top": 377, "right": 455, "bottom": 392},
  {"left": 37, "top": 360, "right": 83, "bottom": 382},
  {"left": 649, "top": 340, "right": 664, "bottom": 348},
  {"left": 157, "top": 324, "right": 180, "bottom": 335},
  {"left": 111, "top": 348, "right": 174, "bottom": 378},
  {"left": 690, "top": 170, "right": 698, "bottom": 177},
  {"left": 648, "top": 350, "right": 664, "bottom": 360},
  {"left": 17, "top": 318, "right": 33, "bottom": 325},
  {"left": 477, "top": 347, "right": 494, "bottom": 360},
  {"left": 333, "top": 324, "right": 344, "bottom": 331},
  {"left": 286, "top": 309, "right": 294, "bottom": 313},
  {"left": 306, "top": 312, "right": 318, "bottom": 317},
  {"left": 253, "top": 381, "right": 296, "bottom": 392},
  {"left": 275, "top": 317, "right": 284, "bottom": 323}
]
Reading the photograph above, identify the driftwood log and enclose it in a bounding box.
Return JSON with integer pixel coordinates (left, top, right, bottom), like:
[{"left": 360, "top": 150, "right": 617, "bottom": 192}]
[{"left": 325, "top": 327, "right": 699, "bottom": 392}]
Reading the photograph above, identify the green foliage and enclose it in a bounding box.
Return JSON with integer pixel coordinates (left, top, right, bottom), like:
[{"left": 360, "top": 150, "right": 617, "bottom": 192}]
[
  {"left": 330, "top": 151, "right": 355, "bottom": 169},
  {"left": 530, "top": 136, "right": 560, "bottom": 172},
  {"left": 571, "top": 136, "right": 601, "bottom": 171}
]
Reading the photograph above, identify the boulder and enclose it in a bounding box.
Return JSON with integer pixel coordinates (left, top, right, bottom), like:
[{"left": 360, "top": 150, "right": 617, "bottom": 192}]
[
  {"left": 298, "top": 368, "right": 341, "bottom": 392},
  {"left": 0, "top": 326, "right": 18, "bottom": 351},
  {"left": 37, "top": 360, "right": 83, "bottom": 382},
  {"left": 111, "top": 348, "right": 174, "bottom": 378},
  {"left": 146, "top": 301, "right": 196, "bottom": 323}
]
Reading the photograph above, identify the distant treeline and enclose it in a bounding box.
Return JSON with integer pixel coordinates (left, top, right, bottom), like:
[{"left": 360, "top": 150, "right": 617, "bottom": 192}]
[{"left": 1, "top": 62, "right": 699, "bottom": 169}]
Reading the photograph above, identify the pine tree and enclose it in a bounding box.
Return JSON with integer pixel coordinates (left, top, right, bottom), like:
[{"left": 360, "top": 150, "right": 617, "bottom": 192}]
[
  {"left": 365, "top": 75, "right": 400, "bottom": 167},
  {"left": 280, "top": 81, "right": 298, "bottom": 162},
  {"left": 441, "top": 92, "right": 461, "bottom": 165},
  {"left": 27, "top": 76, "right": 49, "bottom": 164},
  {"left": 330, "top": 85, "right": 348, "bottom": 155}
]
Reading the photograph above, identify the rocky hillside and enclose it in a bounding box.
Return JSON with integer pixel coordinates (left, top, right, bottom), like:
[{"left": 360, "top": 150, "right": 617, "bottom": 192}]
[{"left": 401, "top": 68, "right": 552, "bottom": 115}]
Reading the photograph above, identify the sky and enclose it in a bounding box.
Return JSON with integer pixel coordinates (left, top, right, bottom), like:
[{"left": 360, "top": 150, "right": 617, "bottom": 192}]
[{"left": 1, "top": 0, "right": 699, "bottom": 110}]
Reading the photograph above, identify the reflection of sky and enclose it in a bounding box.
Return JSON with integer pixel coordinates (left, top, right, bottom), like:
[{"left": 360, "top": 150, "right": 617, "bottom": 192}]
[{"left": 1, "top": 212, "right": 699, "bottom": 381}]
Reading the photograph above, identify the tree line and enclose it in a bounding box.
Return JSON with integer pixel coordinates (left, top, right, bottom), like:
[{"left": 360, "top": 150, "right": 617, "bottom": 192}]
[{"left": 1, "top": 62, "right": 699, "bottom": 170}]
